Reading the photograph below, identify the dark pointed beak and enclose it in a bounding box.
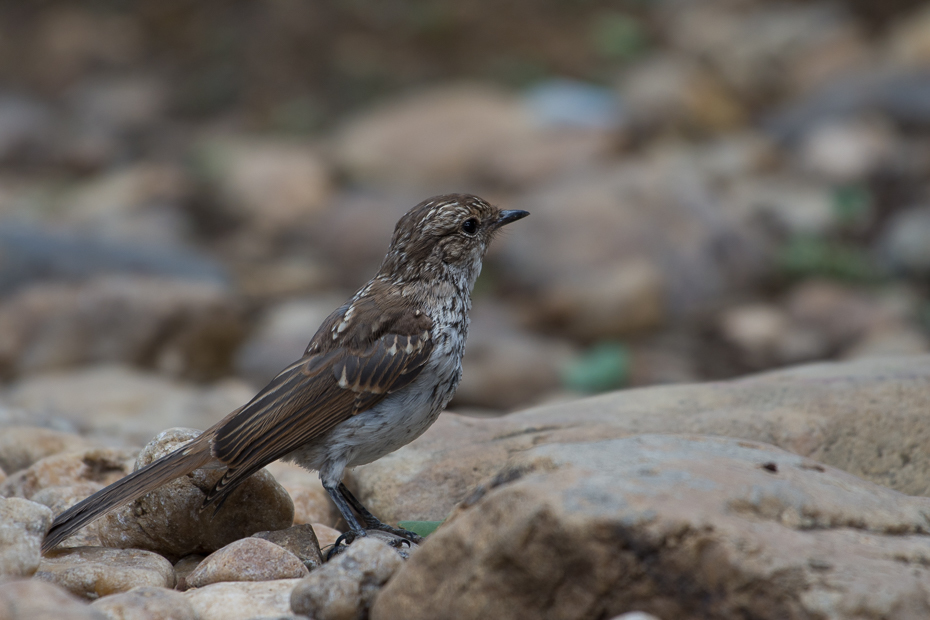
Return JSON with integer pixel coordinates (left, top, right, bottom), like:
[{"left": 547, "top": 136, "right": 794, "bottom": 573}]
[{"left": 495, "top": 210, "right": 529, "bottom": 228}]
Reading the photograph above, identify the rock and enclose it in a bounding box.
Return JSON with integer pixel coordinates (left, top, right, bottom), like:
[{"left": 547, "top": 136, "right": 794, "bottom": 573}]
[
  {"left": 717, "top": 304, "right": 827, "bottom": 369},
  {"left": 665, "top": 3, "right": 862, "bottom": 103},
  {"left": 878, "top": 206, "right": 930, "bottom": 275},
  {"left": 184, "top": 579, "right": 303, "bottom": 620},
  {"left": 0, "top": 446, "right": 136, "bottom": 501},
  {"left": 264, "top": 461, "right": 340, "bottom": 528},
  {"left": 0, "top": 426, "right": 90, "bottom": 474},
  {"left": 6, "top": 365, "right": 254, "bottom": 444},
  {"left": 235, "top": 296, "right": 346, "bottom": 389},
  {"left": 727, "top": 176, "right": 837, "bottom": 235},
  {"left": 618, "top": 54, "right": 745, "bottom": 133},
  {"left": 373, "top": 434, "right": 930, "bottom": 620},
  {"left": 311, "top": 523, "right": 343, "bottom": 553},
  {"left": 333, "top": 84, "right": 534, "bottom": 188},
  {"left": 198, "top": 138, "right": 333, "bottom": 236},
  {"left": 35, "top": 547, "right": 175, "bottom": 600},
  {"left": 610, "top": 614, "right": 661, "bottom": 620},
  {"left": 253, "top": 523, "right": 324, "bottom": 571},
  {"left": 0, "top": 276, "right": 247, "bottom": 381},
  {"left": 89, "top": 586, "right": 197, "bottom": 620},
  {"left": 185, "top": 538, "right": 309, "bottom": 588},
  {"left": 502, "top": 160, "right": 767, "bottom": 334},
  {"left": 0, "top": 579, "right": 105, "bottom": 620},
  {"left": 764, "top": 69, "right": 930, "bottom": 142},
  {"left": 885, "top": 3, "right": 930, "bottom": 67},
  {"left": 784, "top": 280, "right": 914, "bottom": 357},
  {"left": 0, "top": 93, "right": 55, "bottom": 164},
  {"left": 98, "top": 428, "right": 293, "bottom": 559},
  {"left": 0, "top": 497, "right": 53, "bottom": 576},
  {"left": 0, "top": 225, "right": 227, "bottom": 297},
  {"left": 173, "top": 554, "right": 205, "bottom": 591},
  {"left": 290, "top": 537, "right": 404, "bottom": 620},
  {"left": 351, "top": 355, "right": 930, "bottom": 524},
  {"left": 844, "top": 325, "right": 930, "bottom": 359},
  {"left": 58, "top": 163, "right": 192, "bottom": 245},
  {"left": 797, "top": 118, "right": 894, "bottom": 182}
]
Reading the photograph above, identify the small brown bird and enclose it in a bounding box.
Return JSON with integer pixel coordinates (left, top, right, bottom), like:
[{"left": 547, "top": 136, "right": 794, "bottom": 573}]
[{"left": 42, "top": 194, "right": 528, "bottom": 553}]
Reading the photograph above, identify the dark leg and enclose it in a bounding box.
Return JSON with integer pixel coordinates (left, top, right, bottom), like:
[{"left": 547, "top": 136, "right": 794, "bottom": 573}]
[
  {"left": 338, "top": 482, "right": 423, "bottom": 544},
  {"left": 323, "top": 482, "right": 367, "bottom": 558}
]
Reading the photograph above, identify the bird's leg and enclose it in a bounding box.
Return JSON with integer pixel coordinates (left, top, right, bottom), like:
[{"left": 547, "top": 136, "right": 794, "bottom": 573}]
[
  {"left": 338, "top": 482, "right": 423, "bottom": 544},
  {"left": 323, "top": 482, "right": 367, "bottom": 558}
]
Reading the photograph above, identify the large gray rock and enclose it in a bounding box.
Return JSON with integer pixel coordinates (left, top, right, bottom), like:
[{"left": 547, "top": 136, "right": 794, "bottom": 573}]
[
  {"left": 352, "top": 355, "right": 930, "bottom": 525},
  {"left": 0, "top": 497, "right": 52, "bottom": 576},
  {"left": 35, "top": 547, "right": 176, "bottom": 600},
  {"left": 98, "top": 428, "right": 294, "bottom": 559},
  {"left": 374, "top": 434, "right": 930, "bottom": 620},
  {"left": 290, "top": 537, "right": 404, "bottom": 620}
]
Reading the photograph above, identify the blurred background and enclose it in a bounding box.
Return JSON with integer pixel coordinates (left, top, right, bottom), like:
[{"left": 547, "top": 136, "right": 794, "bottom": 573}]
[{"left": 1, "top": 0, "right": 930, "bottom": 440}]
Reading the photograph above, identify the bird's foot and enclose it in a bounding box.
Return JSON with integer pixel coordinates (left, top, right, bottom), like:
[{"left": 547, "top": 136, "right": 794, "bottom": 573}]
[
  {"left": 364, "top": 522, "right": 424, "bottom": 545},
  {"left": 326, "top": 529, "right": 364, "bottom": 560},
  {"left": 325, "top": 526, "right": 421, "bottom": 560}
]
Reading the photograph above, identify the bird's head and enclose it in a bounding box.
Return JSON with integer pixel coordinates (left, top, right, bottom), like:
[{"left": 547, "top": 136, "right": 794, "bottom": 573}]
[{"left": 379, "top": 194, "right": 528, "bottom": 288}]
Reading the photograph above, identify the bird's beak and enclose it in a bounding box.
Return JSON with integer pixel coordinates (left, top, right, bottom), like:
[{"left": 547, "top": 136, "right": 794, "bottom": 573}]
[{"left": 495, "top": 210, "right": 529, "bottom": 228}]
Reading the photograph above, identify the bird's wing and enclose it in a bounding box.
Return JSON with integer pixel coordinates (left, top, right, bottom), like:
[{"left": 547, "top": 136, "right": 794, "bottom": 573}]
[{"left": 204, "top": 291, "right": 433, "bottom": 506}]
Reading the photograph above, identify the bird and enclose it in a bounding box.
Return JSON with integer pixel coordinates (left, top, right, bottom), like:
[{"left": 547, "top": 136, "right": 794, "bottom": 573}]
[{"left": 42, "top": 194, "right": 529, "bottom": 554}]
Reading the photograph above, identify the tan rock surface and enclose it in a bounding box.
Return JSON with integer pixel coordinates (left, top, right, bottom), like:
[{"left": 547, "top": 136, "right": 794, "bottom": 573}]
[
  {"left": 0, "top": 579, "right": 106, "bottom": 620},
  {"left": 89, "top": 585, "right": 197, "bottom": 620},
  {"left": 184, "top": 578, "right": 302, "bottom": 620},
  {"left": 185, "top": 537, "right": 308, "bottom": 588},
  {"left": 0, "top": 426, "right": 91, "bottom": 474},
  {"left": 354, "top": 356, "right": 930, "bottom": 523},
  {"left": 0, "top": 447, "right": 136, "bottom": 502},
  {"left": 252, "top": 523, "right": 324, "bottom": 571},
  {"left": 0, "top": 497, "right": 52, "bottom": 577},
  {"left": 374, "top": 434, "right": 930, "bottom": 620},
  {"left": 6, "top": 365, "right": 253, "bottom": 444},
  {"left": 98, "top": 428, "right": 294, "bottom": 559},
  {"left": 35, "top": 546, "right": 176, "bottom": 600}
]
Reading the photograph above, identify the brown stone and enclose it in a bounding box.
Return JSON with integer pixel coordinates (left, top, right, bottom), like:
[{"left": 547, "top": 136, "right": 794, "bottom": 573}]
[
  {"left": 97, "top": 428, "right": 294, "bottom": 560},
  {"left": 185, "top": 538, "right": 309, "bottom": 588},
  {"left": 252, "top": 523, "right": 324, "bottom": 571},
  {"left": 35, "top": 547, "right": 176, "bottom": 600}
]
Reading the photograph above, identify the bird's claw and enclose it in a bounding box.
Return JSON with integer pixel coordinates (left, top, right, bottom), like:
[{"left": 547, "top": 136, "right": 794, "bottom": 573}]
[{"left": 325, "top": 526, "right": 421, "bottom": 560}]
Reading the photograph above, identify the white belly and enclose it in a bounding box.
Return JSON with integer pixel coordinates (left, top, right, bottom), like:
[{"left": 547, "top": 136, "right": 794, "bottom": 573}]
[{"left": 283, "top": 333, "right": 462, "bottom": 486}]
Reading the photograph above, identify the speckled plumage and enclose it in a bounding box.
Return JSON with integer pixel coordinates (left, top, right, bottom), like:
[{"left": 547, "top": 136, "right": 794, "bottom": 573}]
[{"left": 43, "top": 193, "right": 528, "bottom": 553}]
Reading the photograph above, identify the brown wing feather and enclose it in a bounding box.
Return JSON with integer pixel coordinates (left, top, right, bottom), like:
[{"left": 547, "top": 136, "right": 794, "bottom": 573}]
[{"left": 205, "top": 293, "right": 433, "bottom": 507}]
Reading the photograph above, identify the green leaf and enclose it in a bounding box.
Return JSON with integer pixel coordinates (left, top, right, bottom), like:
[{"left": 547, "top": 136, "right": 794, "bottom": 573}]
[
  {"left": 562, "top": 342, "right": 631, "bottom": 393},
  {"left": 397, "top": 520, "right": 443, "bottom": 537}
]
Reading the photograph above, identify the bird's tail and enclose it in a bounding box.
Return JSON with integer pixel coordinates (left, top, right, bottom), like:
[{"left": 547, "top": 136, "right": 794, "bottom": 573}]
[{"left": 41, "top": 443, "right": 213, "bottom": 553}]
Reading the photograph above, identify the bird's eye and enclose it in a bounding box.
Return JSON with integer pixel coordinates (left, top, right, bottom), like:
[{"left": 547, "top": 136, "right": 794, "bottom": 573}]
[{"left": 461, "top": 218, "right": 478, "bottom": 235}]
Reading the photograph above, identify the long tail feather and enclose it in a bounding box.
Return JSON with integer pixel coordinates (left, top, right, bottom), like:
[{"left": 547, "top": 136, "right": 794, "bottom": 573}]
[{"left": 42, "top": 445, "right": 212, "bottom": 553}]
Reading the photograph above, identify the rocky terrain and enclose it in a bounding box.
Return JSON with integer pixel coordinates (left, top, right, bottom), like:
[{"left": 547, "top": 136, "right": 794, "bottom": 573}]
[{"left": 4, "top": 0, "right": 930, "bottom": 618}]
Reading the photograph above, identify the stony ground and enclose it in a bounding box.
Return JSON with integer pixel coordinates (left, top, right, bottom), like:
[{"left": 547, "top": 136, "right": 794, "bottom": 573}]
[
  {"left": 4, "top": 0, "right": 930, "bottom": 618},
  {"left": 4, "top": 356, "right": 930, "bottom": 619}
]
